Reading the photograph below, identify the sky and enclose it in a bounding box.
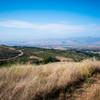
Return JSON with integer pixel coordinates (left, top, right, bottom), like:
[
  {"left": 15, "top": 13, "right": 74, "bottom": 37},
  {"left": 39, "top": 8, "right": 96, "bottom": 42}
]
[{"left": 0, "top": 0, "right": 100, "bottom": 41}]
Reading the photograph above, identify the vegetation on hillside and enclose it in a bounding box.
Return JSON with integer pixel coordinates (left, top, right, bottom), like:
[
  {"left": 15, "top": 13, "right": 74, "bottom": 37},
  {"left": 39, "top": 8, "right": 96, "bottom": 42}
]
[
  {"left": 1, "top": 46, "right": 100, "bottom": 66},
  {"left": 12, "top": 46, "right": 100, "bottom": 64}
]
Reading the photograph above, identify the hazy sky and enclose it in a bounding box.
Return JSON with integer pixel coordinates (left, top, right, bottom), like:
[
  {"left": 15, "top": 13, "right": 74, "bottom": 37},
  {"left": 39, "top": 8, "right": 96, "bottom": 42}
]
[{"left": 0, "top": 0, "right": 100, "bottom": 41}]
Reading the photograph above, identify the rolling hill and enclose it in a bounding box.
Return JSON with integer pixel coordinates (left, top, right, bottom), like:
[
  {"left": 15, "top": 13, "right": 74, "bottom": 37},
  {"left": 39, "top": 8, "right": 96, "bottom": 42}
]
[
  {"left": 0, "top": 45, "right": 21, "bottom": 60},
  {"left": 1, "top": 45, "right": 100, "bottom": 66},
  {"left": 0, "top": 45, "right": 100, "bottom": 99}
]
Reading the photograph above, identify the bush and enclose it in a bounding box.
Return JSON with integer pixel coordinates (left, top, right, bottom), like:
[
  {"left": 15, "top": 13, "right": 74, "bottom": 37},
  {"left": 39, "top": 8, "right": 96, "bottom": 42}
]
[{"left": 42, "top": 56, "right": 60, "bottom": 64}]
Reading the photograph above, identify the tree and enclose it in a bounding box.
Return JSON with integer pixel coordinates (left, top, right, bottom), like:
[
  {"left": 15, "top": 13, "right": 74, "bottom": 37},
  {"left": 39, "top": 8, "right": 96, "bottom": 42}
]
[{"left": 42, "top": 56, "right": 60, "bottom": 64}]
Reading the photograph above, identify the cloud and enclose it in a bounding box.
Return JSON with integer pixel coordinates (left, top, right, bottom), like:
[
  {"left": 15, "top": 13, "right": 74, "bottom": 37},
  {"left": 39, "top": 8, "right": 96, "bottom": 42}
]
[
  {"left": 0, "top": 20, "right": 36, "bottom": 28},
  {"left": 0, "top": 20, "right": 99, "bottom": 33}
]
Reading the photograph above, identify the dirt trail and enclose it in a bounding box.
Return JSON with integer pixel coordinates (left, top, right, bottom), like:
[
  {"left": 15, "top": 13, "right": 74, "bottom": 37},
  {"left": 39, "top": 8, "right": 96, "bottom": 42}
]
[{"left": 66, "top": 74, "right": 100, "bottom": 100}]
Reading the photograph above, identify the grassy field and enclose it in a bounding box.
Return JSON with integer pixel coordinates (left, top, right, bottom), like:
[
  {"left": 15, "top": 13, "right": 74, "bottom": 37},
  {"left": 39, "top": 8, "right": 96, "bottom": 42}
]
[
  {"left": 1, "top": 45, "right": 100, "bottom": 99},
  {"left": 0, "top": 59, "right": 100, "bottom": 100}
]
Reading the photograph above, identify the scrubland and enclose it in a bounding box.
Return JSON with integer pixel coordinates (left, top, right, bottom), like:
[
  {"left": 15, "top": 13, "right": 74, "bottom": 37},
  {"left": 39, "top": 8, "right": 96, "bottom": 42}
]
[{"left": 0, "top": 59, "right": 100, "bottom": 100}]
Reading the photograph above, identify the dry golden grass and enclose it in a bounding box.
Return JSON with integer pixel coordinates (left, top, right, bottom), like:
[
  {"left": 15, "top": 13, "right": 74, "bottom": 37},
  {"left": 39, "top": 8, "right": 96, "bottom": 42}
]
[{"left": 0, "top": 59, "right": 100, "bottom": 100}]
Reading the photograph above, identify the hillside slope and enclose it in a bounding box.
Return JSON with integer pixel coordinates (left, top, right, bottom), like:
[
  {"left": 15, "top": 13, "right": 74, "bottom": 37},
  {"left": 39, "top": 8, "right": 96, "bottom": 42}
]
[
  {"left": 0, "top": 60, "right": 100, "bottom": 100},
  {"left": 0, "top": 45, "right": 19, "bottom": 60}
]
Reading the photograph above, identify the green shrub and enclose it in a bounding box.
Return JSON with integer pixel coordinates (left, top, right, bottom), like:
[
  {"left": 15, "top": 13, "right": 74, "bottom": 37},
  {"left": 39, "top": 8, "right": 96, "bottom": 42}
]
[{"left": 42, "top": 56, "right": 60, "bottom": 64}]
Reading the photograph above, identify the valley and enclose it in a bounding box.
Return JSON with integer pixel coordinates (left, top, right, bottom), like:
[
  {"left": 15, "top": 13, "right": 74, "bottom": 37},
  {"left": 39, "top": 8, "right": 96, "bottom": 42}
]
[{"left": 1, "top": 45, "right": 100, "bottom": 66}]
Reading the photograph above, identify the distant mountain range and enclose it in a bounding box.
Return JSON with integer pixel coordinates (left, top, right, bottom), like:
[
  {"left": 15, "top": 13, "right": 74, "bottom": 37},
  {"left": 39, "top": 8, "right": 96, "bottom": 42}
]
[
  {"left": 1, "top": 37, "right": 100, "bottom": 48},
  {"left": 64, "top": 37, "right": 100, "bottom": 46}
]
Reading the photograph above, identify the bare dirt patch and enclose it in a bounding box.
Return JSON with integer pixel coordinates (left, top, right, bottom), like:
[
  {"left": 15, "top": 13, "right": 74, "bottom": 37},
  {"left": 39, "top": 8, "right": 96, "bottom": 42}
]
[
  {"left": 29, "top": 56, "right": 43, "bottom": 61},
  {"left": 65, "top": 73, "right": 100, "bottom": 100},
  {"left": 56, "top": 56, "right": 73, "bottom": 62}
]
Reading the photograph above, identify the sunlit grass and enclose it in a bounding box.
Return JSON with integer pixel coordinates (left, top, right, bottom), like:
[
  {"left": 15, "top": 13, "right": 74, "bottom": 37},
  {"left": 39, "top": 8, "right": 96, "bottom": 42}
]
[{"left": 0, "top": 59, "right": 100, "bottom": 100}]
